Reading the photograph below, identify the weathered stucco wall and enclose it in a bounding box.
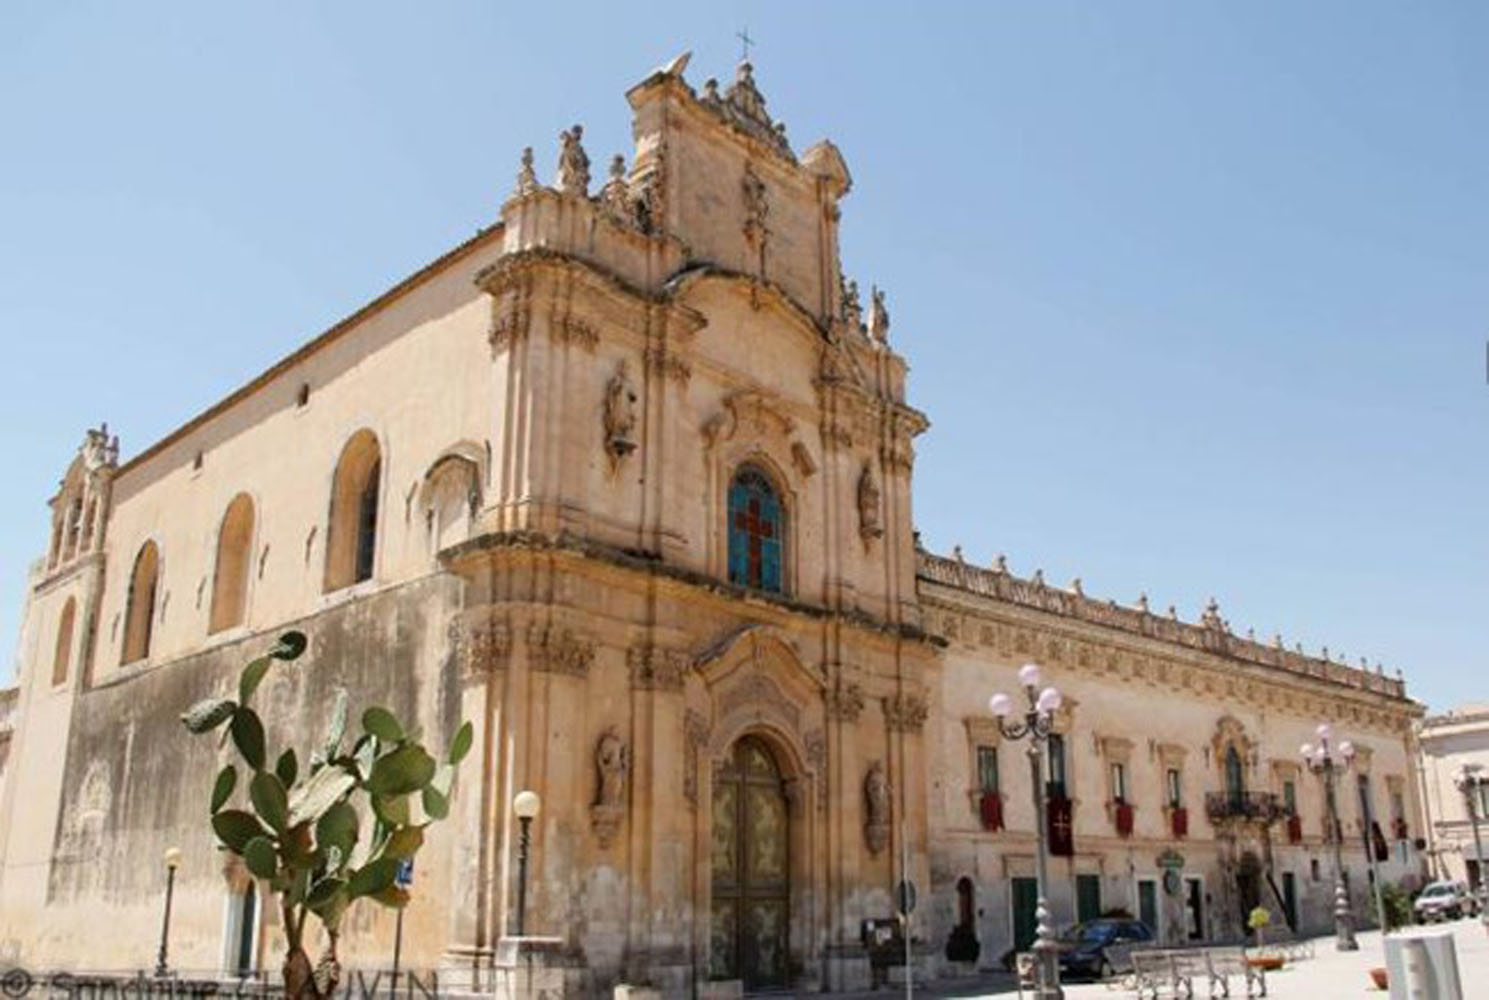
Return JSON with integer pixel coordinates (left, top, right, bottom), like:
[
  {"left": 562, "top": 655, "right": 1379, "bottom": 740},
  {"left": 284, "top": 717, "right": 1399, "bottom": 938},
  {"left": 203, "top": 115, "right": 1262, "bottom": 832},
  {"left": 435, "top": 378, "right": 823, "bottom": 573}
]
[{"left": 2, "top": 574, "right": 464, "bottom": 973}]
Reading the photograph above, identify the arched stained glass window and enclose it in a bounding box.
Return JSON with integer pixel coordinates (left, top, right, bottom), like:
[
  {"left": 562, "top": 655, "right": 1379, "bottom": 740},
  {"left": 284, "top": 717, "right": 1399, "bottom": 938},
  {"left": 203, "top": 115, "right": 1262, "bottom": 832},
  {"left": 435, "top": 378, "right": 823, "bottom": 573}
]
[{"left": 727, "top": 465, "right": 784, "bottom": 594}]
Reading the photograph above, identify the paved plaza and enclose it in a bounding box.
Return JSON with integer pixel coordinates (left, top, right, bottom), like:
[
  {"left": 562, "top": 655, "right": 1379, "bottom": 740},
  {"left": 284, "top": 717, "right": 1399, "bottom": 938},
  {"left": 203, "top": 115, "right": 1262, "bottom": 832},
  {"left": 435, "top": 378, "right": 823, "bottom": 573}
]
[{"left": 862, "top": 918, "right": 1489, "bottom": 1000}]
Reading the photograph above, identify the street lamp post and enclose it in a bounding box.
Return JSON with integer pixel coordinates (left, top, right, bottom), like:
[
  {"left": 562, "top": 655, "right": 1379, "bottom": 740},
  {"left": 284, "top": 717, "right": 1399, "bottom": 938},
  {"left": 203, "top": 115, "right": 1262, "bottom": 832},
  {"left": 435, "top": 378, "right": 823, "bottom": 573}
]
[
  {"left": 154, "top": 846, "right": 183, "bottom": 978},
  {"left": 1300, "top": 725, "right": 1358, "bottom": 951},
  {"left": 990, "top": 662, "right": 1065, "bottom": 1000},
  {"left": 512, "top": 790, "right": 541, "bottom": 938},
  {"left": 1452, "top": 764, "right": 1489, "bottom": 933}
]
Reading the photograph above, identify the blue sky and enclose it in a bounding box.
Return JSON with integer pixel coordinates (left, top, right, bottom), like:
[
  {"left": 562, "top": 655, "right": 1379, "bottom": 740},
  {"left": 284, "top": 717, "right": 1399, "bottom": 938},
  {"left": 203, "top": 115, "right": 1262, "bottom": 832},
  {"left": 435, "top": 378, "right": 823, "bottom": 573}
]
[{"left": 1, "top": 3, "right": 1484, "bottom": 711}]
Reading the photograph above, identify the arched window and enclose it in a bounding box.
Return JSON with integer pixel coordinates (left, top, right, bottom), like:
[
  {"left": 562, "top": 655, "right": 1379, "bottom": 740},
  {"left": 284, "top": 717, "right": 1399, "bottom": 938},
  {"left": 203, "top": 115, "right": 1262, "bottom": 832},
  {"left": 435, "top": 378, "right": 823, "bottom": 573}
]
[
  {"left": 209, "top": 494, "right": 255, "bottom": 634},
  {"left": 1225, "top": 746, "right": 1246, "bottom": 805},
  {"left": 52, "top": 597, "right": 76, "bottom": 686},
  {"left": 324, "top": 430, "right": 382, "bottom": 592},
  {"left": 727, "top": 464, "right": 785, "bottom": 594},
  {"left": 121, "top": 541, "right": 160, "bottom": 664}
]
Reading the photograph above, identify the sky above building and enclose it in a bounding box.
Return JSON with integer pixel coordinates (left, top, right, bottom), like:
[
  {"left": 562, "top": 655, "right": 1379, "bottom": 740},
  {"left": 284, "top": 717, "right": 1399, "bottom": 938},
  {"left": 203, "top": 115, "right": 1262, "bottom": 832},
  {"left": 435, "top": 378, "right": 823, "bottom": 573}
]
[{"left": 1, "top": 2, "right": 1484, "bottom": 712}]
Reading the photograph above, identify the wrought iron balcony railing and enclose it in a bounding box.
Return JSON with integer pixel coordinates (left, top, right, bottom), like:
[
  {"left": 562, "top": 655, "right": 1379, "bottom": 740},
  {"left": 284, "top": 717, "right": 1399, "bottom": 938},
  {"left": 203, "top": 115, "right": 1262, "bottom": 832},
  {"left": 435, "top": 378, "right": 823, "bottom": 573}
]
[{"left": 1205, "top": 790, "right": 1284, "bottom": 825}]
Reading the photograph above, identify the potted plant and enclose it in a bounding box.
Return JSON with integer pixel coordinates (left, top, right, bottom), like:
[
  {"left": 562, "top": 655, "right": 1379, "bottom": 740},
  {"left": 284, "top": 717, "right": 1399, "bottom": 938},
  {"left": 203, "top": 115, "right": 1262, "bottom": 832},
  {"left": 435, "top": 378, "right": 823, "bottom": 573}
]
[{"left": 1245, "top": 907, "right": 1284, "bottom": 970}]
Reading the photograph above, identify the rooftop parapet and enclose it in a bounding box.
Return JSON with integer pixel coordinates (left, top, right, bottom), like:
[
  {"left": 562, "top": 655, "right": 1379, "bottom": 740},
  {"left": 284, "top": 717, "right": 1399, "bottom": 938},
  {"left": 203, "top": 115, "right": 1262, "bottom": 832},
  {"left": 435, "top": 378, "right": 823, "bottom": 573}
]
[{"left": 917, "top": 549, "right": 1408, "bottom": 700}]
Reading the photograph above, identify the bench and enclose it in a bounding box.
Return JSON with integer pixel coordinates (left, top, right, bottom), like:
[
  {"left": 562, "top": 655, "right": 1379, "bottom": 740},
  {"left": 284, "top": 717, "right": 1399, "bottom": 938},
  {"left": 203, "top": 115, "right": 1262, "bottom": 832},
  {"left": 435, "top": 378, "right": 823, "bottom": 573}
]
[
  {"left": 1130, "top": 946, "right": 1267, "bottom": 999},
  {"left": 1204, "top": 947, "right": 1265, "bottom": 999},
  {"left": 1131, "top": 949, "right": 1194, "bottom": 999}
]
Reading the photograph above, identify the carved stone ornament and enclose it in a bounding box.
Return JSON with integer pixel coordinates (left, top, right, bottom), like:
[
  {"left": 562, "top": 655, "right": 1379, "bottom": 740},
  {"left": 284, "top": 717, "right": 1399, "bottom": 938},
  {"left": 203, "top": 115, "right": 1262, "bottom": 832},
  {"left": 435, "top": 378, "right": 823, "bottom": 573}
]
[
  {"left": 841, "top": 276, "right": 863, "bottom": 331},
  {"left": 742, "top": 161, "right": 769, "bottom": 247},
  {"left": 883, "top": 693, "right": 929, "bottom": 733},
  {"left": 825, "top": 680, "right": 865, "bottom": 721},
  {"left": 868, "top": 285, "right": 890, "bottom": 343},
  {"left": 449, "top": 617, "right": 512, "bottom": 679},
  {"left": 81, "top": 423, "right": 119, "bottom": 471},
  {"left": 699, "top": 61, "right": 794, "bottom": 160},
  {"left": 514, "top": 146, "right": 539, "bottom": 197},
  {"left": 556, "top": 125, "right": 591, "bottom": 197},
  {"left": 590, "top": 728, "right": 629, "bottom": 848},
  {"left": 864, "top": 760, "right": 891, "bottom": 855},
  {"left": 857, "top": 463, "right": 883, "bottom": 542},
  {"left": 527, "top": 624, "right": 594, "bottom": 678},
  {"left": 628, "top": 643, "right": 687, "bottom": 692},
  {"left": 683, "top": 710, "right": 711, "bottom": 807},
  {"left": 805, "top": 728, "right": 828, "bottom": 812},
  {"left": 599, "top": 154, "right": 631, "bottom": 222},
  {"left": 603, "top": 361, "right": 639, "bottom": 467}
]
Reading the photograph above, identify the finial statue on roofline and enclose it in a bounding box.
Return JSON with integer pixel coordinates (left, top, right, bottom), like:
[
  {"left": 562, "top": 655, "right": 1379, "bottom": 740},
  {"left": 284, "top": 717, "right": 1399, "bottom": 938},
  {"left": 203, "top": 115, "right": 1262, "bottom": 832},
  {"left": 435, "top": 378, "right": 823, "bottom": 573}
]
[
  {"left": 557, "top": 125, "right": 591, "bottom": 197},
  {"left": 868, "top": 285, "right": 890, "bottom": 343},
  {"left": 515, "top": 147, "right": 539, "bottom": 197}
]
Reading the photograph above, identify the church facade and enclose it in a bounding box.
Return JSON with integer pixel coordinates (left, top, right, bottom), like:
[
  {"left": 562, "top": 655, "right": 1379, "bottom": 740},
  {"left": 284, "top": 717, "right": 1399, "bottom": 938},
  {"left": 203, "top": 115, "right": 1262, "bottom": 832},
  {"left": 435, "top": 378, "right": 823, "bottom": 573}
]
[{"left": 0, "top": 57, "right": 1426, "bottom": 994}]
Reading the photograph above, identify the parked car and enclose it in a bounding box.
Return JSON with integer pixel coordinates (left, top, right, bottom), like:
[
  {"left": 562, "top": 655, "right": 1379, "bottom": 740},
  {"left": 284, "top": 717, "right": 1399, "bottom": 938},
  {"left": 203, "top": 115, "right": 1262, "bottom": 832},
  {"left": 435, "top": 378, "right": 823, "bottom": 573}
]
[
  {"left": 1413, "top": 880, "right": 1479, "bottom": 923},
  {"left": 1056, "top": 918, "right": 1155, "bottom": 979}
]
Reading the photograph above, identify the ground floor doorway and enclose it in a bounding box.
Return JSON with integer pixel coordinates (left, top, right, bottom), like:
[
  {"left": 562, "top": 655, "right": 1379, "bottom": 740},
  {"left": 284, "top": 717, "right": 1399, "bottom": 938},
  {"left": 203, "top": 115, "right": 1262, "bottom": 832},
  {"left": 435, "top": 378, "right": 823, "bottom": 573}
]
[{"left": 709, "top": 736, "right": 790, "bottom": 990}]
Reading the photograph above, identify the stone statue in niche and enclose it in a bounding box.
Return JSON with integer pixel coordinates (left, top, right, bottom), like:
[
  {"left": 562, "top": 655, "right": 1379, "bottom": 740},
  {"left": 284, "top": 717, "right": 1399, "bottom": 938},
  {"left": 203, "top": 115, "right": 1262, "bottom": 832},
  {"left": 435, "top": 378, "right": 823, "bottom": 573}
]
[
  {"left": 857, "top": 463, "right": 883, "bottom": 542},
  {"left": 864, "top": 760, "right": 891, "bottom": 854},
  {"left": 557, "top": 125, "right": 591, "bottom": 197},
  {"left": 603, "top": 361, "right": 639, "bottom": 467},
  {"left": 742, "top": 161, "right": 769, "bottom": 248},
  {"left": 869, "top": 285, "right": 890, "bottom": 343},
  {"left": 590, "top": 728, "right": 629, "bottom": 848}
]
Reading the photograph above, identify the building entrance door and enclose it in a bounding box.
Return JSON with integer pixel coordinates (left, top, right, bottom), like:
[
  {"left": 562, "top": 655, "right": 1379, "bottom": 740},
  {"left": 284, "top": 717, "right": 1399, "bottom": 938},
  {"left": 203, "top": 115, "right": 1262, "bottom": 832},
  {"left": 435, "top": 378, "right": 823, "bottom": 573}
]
[
  {"left": 710, "top": 736, "right": 790, "bottom": 990},
  {"left": 1012, "top": 877, "right": 1038, "bottom": 952},
  {"left": 1137, "top": 879, "right": 1159, "bottom": 937}
]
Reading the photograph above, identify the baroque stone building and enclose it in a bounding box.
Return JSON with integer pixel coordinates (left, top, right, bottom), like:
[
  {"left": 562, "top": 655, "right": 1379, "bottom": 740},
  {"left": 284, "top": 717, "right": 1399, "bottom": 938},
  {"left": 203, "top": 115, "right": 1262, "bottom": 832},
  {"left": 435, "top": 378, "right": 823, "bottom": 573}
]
[
  {"left": 0, "top": 56, "right": 1425, "bottom": 994},
  {"left": 1417, "top": 705, "right": 1489, "bottom": 891}
]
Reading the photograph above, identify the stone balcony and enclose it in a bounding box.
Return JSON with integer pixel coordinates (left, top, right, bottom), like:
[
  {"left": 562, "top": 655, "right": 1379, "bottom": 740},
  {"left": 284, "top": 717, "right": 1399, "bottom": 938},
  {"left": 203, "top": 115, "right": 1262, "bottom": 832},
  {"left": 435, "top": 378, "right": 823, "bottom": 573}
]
[{"left": 1205, "top": 790, "right": 1285, "bottom": 826}]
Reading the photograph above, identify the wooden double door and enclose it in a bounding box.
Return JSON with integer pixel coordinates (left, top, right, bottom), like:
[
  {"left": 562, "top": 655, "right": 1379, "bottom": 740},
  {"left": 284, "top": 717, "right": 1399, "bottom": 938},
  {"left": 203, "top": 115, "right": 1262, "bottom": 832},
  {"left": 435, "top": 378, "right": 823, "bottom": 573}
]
[{"left": 710, "top": 737, "right": 790, "bottom": 990}]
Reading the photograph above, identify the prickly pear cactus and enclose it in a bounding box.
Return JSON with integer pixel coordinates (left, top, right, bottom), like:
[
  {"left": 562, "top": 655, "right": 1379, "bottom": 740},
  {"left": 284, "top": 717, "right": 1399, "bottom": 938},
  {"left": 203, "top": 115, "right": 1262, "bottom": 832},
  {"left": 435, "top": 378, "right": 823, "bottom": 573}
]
[{"left": 179, "top": 631, "right": 472, "bottom": 998}]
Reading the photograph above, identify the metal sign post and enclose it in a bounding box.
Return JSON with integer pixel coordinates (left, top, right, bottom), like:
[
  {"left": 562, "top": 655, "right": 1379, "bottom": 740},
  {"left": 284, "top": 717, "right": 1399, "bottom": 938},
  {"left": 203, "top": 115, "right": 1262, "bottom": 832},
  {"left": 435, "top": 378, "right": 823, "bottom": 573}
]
[
  {"left": 898, "top": 814, "right": 915, "bottom": 1000},
  {"left": 391, "top": 859, "right": 414, "bottom": 999}
]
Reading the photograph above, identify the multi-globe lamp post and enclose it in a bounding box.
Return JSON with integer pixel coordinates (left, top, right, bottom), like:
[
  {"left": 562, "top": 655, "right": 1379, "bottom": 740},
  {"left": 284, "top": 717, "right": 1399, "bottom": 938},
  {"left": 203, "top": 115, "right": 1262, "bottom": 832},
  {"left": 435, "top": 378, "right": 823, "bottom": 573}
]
[
  {"left": 990, "top": 662, "right": 1064, "bottom": 1000},
  {"left": 1300, "top": 724, "right": 1358, "bottom": 951},
  {"left": 1452, "top": 763, "right": 1489, "bottom": 932}
]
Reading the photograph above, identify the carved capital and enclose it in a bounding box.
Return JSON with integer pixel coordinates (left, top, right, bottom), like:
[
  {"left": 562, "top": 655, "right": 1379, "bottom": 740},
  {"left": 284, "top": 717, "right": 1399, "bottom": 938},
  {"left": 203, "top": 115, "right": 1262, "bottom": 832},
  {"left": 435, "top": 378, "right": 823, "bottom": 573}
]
[
  {"left": 825, "top": 680, "right": 865, "bottom": 722},
  {"left": 883, "top": 693, "right": 929, "bottom": 733},
  {"left": 527, "top": 624, "right": 594, "bottom": 678},
  {"left": 555, "top": 314, "right": 599, "bottom": 350},
  {"left": 628, "top": 643, "right": 688, "bottom": 692},
  {"left": 449, "top": 616, "right": 511, "bottom": 679}
]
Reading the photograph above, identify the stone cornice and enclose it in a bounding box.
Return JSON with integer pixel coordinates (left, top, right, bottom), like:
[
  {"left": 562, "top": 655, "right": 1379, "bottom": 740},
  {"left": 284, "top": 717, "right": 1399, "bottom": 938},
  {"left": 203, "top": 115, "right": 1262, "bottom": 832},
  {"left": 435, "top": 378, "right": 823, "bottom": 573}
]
[
  {"left": 918, "top": 549, "right": 1414, "bottom": 704},
  {"left": 442, "top": 529, "right": 933, "bottom": 649},
  {"left": 919, "top": 558, "right": 1417, "bottom": 736}
]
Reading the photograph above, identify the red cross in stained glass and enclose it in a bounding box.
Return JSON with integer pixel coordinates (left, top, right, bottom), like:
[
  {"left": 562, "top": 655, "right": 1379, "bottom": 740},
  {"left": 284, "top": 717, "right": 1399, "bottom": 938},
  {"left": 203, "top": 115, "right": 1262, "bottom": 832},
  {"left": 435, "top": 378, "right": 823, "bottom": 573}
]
[{"left": 734, "top": 496, "right": 774, "bottom": 587}]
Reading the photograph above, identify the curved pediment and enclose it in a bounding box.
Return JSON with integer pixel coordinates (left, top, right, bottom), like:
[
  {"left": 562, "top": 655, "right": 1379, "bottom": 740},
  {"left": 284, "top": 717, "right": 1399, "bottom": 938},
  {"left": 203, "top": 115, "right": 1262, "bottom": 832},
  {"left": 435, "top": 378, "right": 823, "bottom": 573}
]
[{"left": 694, "top": 623, "right": 823, "bottom": 693}]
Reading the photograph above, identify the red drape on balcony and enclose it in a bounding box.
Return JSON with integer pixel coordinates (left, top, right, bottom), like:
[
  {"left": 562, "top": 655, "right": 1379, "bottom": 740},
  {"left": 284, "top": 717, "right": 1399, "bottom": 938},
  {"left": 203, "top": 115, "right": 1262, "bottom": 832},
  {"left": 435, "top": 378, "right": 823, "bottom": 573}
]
[
  {"left": 980, "top": 792, "right": 1003, "bottom": 832},
  {"left": 1115, "top": 802, "right": 1134, "bottom": 837},
  {"left": 1287, "top": 815, "right": 1303, "bottom": 844},
  {"left": 1171, "top": 806, "right": 1188, "bottom": 839},
  {"left": 1048, "top": 797, "right": 1075, "bottom": 857}
]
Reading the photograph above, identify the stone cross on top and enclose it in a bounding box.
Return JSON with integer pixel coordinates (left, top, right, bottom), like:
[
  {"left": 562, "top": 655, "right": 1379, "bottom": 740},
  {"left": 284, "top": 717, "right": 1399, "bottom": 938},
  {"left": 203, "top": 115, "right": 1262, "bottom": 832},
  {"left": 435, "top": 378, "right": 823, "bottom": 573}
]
[{"left": 736, "top": 27, "right": 754, "bottom": 62}]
